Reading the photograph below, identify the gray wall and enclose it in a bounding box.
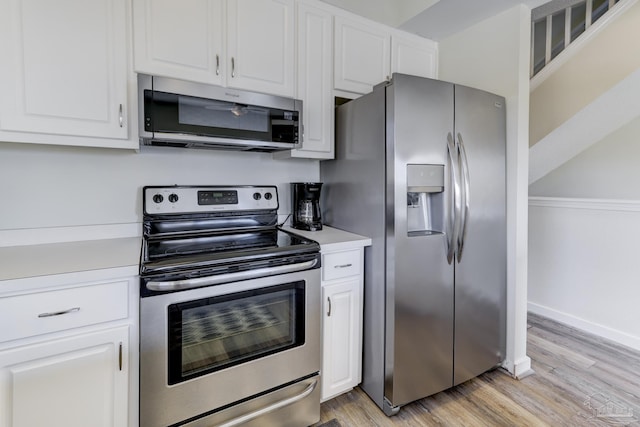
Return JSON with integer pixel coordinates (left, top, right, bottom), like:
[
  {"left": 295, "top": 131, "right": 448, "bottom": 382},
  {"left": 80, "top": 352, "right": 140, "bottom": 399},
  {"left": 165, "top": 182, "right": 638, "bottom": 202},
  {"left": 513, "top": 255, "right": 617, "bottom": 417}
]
[{"left": 0, "top": 142, "right": 319, "bottom": 230}]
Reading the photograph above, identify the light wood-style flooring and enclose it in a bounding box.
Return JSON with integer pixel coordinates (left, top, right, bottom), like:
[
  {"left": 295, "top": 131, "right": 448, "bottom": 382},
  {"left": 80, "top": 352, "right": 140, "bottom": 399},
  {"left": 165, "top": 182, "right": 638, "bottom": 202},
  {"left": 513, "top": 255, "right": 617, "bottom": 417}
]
[{"left": 313, "top": 313, "right": 640, "bottom": 426}]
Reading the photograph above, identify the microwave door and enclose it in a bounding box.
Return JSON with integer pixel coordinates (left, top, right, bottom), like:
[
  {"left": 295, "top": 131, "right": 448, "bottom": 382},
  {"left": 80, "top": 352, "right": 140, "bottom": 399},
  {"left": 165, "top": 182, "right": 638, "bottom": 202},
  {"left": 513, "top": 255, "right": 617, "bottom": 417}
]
[
  {"left": 180, "top": 98, "right": 271, "bottom": 136},
  {"left": 145, "top": 92, "right": 272, "bottom": 140},
  {"left": 138, "top": 74, "right": 302, "bottom": 151}
]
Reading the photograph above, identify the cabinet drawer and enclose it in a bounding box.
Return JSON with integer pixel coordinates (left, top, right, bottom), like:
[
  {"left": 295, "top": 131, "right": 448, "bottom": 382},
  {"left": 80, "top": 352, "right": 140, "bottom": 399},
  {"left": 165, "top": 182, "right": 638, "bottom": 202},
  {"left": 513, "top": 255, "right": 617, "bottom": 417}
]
[
  {"left": 322, "top": 250, "right": 361, "bottom": 281},
  {"left": 0, "top": 280, "right": 129, "bottom": 343}
]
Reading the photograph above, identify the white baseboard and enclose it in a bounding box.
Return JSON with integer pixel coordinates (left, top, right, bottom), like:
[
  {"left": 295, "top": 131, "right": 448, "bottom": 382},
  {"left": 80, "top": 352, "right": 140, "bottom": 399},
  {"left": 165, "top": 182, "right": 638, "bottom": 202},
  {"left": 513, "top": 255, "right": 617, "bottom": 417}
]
[
  {"left": 501, "top": 355, "right": 533, "bottom": 379},
  {"left": 513, "top": 357, "right": 533, "bottom": 379},
  {"left": 529, "top": 196, "right": 640, "bottom": 212},
  {"left": 528, "top": 302, "right": 640, "bottom": 352}
]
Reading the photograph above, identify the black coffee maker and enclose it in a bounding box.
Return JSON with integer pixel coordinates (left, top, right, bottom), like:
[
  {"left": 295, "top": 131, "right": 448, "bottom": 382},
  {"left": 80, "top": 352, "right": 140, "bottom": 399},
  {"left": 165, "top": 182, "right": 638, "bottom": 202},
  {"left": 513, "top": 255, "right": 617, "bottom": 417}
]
[{"left": 291, "top": 182, "right": 323, "bottom": 231}]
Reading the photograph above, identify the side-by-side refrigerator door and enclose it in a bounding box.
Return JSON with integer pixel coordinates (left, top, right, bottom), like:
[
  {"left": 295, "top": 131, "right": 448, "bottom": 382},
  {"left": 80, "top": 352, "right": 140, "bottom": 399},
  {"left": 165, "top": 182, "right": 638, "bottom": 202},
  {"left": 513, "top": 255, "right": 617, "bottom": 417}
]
[
  {"left": 452, "top": 84, "right": 507, "bottom": 386},
  {"left": 384, "top": 74, "right": 455, "bottom": 409}
]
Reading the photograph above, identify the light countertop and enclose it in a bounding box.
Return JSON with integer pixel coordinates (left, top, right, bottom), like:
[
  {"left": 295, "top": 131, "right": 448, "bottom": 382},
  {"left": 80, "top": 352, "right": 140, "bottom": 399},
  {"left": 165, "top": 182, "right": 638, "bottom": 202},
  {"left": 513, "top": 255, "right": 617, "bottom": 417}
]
[
  {"left": 0, "top": 237, "right": 141, "bottom": 282},
  {"left": 280, "top": 225, "right": 371, "bottom": 252},
  {"left": 0, "top": 226, "right": 370, "bottom": 282}
]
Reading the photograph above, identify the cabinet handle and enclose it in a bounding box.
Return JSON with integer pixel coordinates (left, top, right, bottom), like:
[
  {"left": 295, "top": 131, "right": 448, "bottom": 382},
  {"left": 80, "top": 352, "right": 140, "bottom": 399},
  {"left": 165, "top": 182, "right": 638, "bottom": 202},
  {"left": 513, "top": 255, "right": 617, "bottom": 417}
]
[
  {"left": 216, "top": 54, "right": 220, "bottom": 76},
  {"left": 118, "top": 104, "right": 124, "bottom": 127},
  {"left": 37, "top": 307, "right": 80, "bottom": 318},
  {"left": 118, "top": 342, "right": 123, "bottom": 371},
  {"left": 334, "top": 263, "right": 352, "bottom": 269},
  {"left": 327, "top": 297, "right": 332, "bottom": 317},
  {"left": 231, "top": 57, "right": 236, "bottom": 78},
  {"left": 217, "top": 378, "right": 318, "bottom": 427}
]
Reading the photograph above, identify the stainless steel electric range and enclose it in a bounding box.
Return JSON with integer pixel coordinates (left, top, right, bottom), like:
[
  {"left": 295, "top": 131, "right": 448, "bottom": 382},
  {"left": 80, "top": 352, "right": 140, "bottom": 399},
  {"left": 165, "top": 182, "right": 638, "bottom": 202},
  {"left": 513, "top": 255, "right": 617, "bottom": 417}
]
[{"left": 139, "top": 185, "right": 321, "bottom": 427}]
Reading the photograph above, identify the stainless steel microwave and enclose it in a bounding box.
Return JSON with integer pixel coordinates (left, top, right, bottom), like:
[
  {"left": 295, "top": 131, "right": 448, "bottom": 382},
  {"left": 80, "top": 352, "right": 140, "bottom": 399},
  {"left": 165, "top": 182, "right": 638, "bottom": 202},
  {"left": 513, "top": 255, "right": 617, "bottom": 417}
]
[{"left": 138, "top": 74, "right": 302, "bottom": 152}]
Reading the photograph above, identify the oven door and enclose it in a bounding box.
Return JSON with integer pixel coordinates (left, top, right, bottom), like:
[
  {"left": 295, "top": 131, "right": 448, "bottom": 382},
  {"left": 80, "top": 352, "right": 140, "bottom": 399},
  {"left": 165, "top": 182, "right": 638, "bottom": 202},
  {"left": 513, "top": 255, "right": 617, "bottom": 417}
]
[{"left": 140, "top": 266, "right": 320, "bottom": 427}]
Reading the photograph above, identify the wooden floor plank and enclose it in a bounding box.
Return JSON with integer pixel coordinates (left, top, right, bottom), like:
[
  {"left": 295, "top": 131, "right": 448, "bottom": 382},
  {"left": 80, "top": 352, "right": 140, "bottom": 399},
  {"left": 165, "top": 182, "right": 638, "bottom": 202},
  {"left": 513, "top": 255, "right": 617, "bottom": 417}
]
[
  {"left": 527, "top": 331, "right": 596, "bottom": 369},
  {"left": 313, "top": 314, "right": 640, "bottom": 426}
]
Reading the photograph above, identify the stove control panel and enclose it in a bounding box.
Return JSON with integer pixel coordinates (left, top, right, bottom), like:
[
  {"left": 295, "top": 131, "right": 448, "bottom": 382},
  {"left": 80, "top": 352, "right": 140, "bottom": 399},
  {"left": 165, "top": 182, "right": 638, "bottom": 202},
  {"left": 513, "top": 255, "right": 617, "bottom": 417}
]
[{"left": 144, "top": 186, "right": 278, "bottom": 214}]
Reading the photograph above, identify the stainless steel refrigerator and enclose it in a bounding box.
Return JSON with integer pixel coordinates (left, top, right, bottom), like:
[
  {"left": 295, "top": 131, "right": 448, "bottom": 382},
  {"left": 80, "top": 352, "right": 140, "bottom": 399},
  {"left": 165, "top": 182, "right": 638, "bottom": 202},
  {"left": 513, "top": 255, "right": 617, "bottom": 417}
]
[{"left": 320, "top": 73, "right": 506, "bottom": 415}]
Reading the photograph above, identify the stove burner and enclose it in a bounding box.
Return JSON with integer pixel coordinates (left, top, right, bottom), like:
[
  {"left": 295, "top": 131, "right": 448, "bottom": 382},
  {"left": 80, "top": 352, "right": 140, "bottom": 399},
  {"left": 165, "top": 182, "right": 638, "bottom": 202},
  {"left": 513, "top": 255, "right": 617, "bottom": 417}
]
[{"left": 140, "top": 185, "right": 320, "bottom": 289}]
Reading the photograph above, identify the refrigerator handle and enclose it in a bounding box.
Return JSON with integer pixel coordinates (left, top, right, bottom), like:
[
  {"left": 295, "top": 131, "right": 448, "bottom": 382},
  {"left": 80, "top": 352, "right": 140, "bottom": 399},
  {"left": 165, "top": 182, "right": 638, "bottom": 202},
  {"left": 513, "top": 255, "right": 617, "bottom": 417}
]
[
  {"left": 446, "top": 133, "right": 461, "bottom": 265},
  {"left": 456, "top": 133, "right": 471, "bottom": 263}
]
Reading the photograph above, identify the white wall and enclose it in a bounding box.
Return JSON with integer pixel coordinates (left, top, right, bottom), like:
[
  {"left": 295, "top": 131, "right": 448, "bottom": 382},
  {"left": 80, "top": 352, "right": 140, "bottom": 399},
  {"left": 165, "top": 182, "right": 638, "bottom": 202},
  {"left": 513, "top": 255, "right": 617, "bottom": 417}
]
[
  {"left": 438, "top": 5, "right": 532, "bottom": 377},
  {"left": 529, "top": 0, "right": 640, "bottom": 145},
  {"left": 528, "top": 86, "right": 640, "bottom": 352},
  {"left": 0, "top": 142, "right": 319, "bottom": 232},
  {"left": 529, "top": 116, "right": 640, "bottom": 199},
  {"left": 528, "top": 198, "right": 640, "bottom": 350},
  {"left": 320, "top": 0, "right": 438, "bottom": 27}
]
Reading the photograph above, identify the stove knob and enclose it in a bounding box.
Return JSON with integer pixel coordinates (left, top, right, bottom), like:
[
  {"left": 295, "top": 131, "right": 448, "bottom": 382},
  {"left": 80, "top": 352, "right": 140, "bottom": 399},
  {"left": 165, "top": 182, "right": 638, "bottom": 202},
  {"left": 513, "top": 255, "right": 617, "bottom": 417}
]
[
  {"left": 168, "top": 193, "right": 179, "bottom": 203},
  {"left": 152, "top": 194, "right": 164, "bottom": 204},
  {"left": 253, "top": 192, "right": 262, "bottom": 200},
  {"left": 264, "top": 192, "right": 273, "bottom": 200}
]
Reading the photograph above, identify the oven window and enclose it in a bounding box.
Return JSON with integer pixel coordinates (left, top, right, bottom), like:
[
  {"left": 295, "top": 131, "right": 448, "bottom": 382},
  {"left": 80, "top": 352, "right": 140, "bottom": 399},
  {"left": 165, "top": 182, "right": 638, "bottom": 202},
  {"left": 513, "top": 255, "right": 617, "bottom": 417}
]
[{"left": 167, "top": 282, "right": 305, "bottom": 385}]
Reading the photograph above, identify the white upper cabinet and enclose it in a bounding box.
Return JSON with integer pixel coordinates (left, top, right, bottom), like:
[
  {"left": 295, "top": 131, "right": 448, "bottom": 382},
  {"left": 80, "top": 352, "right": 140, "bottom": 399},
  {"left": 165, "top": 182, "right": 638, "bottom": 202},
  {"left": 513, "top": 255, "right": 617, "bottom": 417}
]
[
  {"left": 133, "top": 0, "right": 295, "bottom": 97},
  {"left": 275, "top": 0, "right": 333, "bottom": 159},
  {"left": 391, "top": 31, "right": 438, "bottom": 79},
  {"left": 334, "top": 14, "right": 391, "bottom": 95},
  {"left": 333, "top": 11, "right": 438, "bottom": 95},
  {"left": 227, "top": 0, "right": 295, "bottom": 96},
  {"left": 0, "top": 0, "right": 132, "bottom": 147},
  {"left": 133, "top": 0, "right": 225, "bottom": 86}
]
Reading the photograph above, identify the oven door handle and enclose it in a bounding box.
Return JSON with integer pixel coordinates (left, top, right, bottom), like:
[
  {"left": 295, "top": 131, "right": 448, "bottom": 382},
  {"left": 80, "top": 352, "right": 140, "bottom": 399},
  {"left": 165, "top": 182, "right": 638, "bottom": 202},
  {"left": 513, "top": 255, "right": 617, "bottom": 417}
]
[
  {"left": 216, "top": 378, "right": 318, "bottom": 427},
  {"left": 145, "top": 259, "right": 318, "bottom": 292}
]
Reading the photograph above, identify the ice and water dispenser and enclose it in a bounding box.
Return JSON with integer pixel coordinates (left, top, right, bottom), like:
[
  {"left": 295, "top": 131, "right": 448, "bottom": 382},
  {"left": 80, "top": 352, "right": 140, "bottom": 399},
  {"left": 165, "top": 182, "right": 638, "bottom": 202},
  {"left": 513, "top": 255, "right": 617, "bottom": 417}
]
[{"left": 407, "top": 164, "right": 444, "bottom": 236}]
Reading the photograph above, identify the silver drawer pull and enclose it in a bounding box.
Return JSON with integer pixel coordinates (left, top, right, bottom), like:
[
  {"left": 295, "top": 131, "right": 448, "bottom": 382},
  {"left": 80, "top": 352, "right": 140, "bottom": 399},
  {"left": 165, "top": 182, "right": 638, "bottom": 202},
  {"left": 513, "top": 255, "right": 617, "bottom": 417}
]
[
  {"left": 147, "top": 259, "right": 317, "bottom": 292},
  {"left": 334, "top": 263, "right": 352, "bottom": 269},
  {"left": 38, "top": 307, "right": 80, "bottom": 318},
  {"left": 217, "top": 379, "right": 318, "bottom": 427}
]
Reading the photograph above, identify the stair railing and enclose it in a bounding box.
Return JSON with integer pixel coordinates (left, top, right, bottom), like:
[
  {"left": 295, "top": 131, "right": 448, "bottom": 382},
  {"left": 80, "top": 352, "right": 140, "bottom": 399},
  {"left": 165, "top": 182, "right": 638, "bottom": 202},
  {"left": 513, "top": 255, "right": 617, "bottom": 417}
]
[{"left": 531, "top": 0, "right": 619, "bottom": 78}]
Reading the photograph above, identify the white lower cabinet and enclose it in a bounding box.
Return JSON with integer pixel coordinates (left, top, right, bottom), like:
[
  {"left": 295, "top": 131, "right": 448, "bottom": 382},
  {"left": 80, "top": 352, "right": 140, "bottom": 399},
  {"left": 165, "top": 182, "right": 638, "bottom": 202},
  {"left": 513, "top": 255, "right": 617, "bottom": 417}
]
[
  {"left": 320, "top": 248, "right": 364, "bottom": 401},
  {"left": 0, "top": 326, "right": 129, "bottom": 427}
]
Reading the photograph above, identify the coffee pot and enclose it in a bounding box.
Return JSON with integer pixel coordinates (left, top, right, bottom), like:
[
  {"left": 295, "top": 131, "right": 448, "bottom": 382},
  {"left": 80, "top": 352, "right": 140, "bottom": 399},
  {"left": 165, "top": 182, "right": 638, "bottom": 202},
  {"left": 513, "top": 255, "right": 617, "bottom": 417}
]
[{"left": 291, "top": 182, "right": 323, "bottom": 231}]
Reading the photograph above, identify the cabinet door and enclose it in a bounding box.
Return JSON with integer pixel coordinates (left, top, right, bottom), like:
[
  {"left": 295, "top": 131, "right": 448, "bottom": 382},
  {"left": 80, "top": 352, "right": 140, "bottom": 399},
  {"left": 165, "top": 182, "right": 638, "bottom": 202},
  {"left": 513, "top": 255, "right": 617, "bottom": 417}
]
[
  {"left": 275, "top": 1, "right": 333, "bottom": 160},
  {"left": 133, "top": 0, "right": 224, "bottom": 85},
  {"left": 0, "top": 0, "right": 128, "bottom": 140},
  {"left": 227, "top": 0, "right": 295, "bottom": 97},
  {"left": 334, "top": 15, "right": 390, "bottom": 94},
  {"left": 0, "top": 327, "right": 129, "bottom": 427},
  {"left": 321, "top": 278, "right": 362, "bottom": 401},
  {"left": 391, "top": 32, "right": 438, "bottom": 79}
]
